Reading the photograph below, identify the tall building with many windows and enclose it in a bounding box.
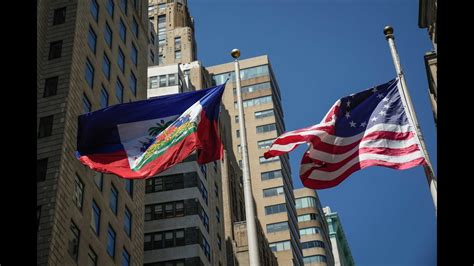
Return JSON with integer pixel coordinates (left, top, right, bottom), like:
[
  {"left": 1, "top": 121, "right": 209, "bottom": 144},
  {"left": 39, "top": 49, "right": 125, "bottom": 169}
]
[
  {"left": 208, "top": 55, "right": 305, "bottom": 266},
  {"left": 294, "top": 188, "right": 334, "bottom": 266},
  {"left": 37, "top": 0, "right": 149, "bottom": 265},
  {"left": 323, "top": 207, "right": 355, "bottom": 266},
  {"left": 148, "top": 0, "right": 197, "bottom": 65}
]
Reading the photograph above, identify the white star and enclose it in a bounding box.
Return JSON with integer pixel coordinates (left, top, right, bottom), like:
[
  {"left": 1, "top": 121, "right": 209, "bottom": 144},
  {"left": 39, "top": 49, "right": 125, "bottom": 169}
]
[
  {"left": 372, "top": 87, "right": 378, "bottom": 93},
  {"left": 383, "top": 104, "right": 390, "bottom": 109},
  {"left": 349, "top": 121, "right": 356, "bottom": 127},
  {"left": 350, "top": 93, "right": 355, "bottom": 97},
  {"left": 379, "top": 110, "right": 386, "bottom": 116},
  {"left": 383, "top": 97, "right": 390, "bottom": 102},
  {"left": 377, "top": 94, "right": 384, "bottom": 99},
  {"left": 360, "top": 121, "right": 367, "bottom": 127},
  {"left": 345, "top": 112, "right": 350, "bottom": 119},
  {"left": 371, "top": 117, "right": 378, "bottom": 122},
  {"left": 346, "top": 101, "right": 351, "bottom": 107}
]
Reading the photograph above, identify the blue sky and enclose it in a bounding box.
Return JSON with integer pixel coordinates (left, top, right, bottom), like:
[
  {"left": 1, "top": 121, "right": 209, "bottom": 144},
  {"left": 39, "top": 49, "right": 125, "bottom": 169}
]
[{"left": 189, "top": 1, "right": 437, "bottom": 265}]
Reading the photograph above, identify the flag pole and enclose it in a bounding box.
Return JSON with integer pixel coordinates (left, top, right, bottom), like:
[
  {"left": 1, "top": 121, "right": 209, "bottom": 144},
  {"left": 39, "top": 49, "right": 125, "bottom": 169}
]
[
  {"left": 231, "top": 48, "right": 261, "bottom": 265},
  {"left": 383, "top": 26, "right": 437, "bottom": 215}
]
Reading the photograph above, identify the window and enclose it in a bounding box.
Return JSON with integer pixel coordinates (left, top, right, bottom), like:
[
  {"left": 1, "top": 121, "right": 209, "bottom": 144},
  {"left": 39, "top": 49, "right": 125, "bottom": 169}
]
[
  {"left": 168, "top": 74, "right": 176, "bottom": 86},
  {"left": 175, "top": 202, "right": 184, "bottom": 217},
  {"left": 38, "top": 115, "right": 54, "bottom": 138},
  {"left": 106, "top": 0, "right": 114, "bottom": 17},
  {"left": 255, "top": 109, "right": 274, "bottom": 119},
  {"left": 125, "top": 179, "right": 133, "bottom": 197},
  {"left": 261, "top": 170, "right": 282, "bottom": 180},
  {"left": 93, "top": 172, "right": 103, "bottom": 190},
  {"left": 122, "top": 248, "right": 130, "bottom": 266},
  {"left": 159, "top": 3, "right": 166, "bottom": 11},
  {"left": 159, "top": 75, "right": 167, "bottom": 87},
  {"left": 124, "top": 207, "right": 132, "bottom": 237},
  {"left": 174, "top": 37, "right": 181, "bottom": 50},
  {"left": 259, "top": 156, "right": 279, "bottom": 164},
  {"left": 118, "top": 48, "right": 125, "bottom": 73},
  {"left": 158, "top": 54, "right": 164, "bottom": 64},
  {"left": 120, "top": 0, "right": 127, "bottom": 14},
  {"left": 233, "top": 82, "right": 271, "bottom": 95},
  {"left": 119, "top": 19, "right": 126, "bottom": 43},
  {"left": 175, "top": 50, "right": 181, "bottom": 59},
  {"left": 265, "top": 204, "right": 286, "bottom": 215},
  {"left": 269, "top": 240, "right": 290, "bottom": 252},
  {"left": 130, "top": 71, "right": 137, "bottom": 96},
  {"left": 256, "top": 123, "right": 276, "bottom": 133},
  {"left": 91, "top": 200, "right": 101, "bottom": 235},
  {"left": 234, "top": 95, "right": 272, "bottom": 109},
  {"left": 74, "top": 175, "right": 84, "bottom": 210},
  {"left": 214, "top": 182, "right": 219, "bottom": 198},
  {"left": 301, "top": 240, "right": 325, "bottom": 249},
  {"left": 299, "top": 227, "right": 321, "bottom": 236},
  {"left": 303, "top": 255, "right": 327, "bottom": 264},
  {"left": 102, "top": 54, "right": 111, "bottom": 80},
  {"left": 107, "top": 225, "right": 116, "bottom": 257},
  {"left": 130, "top": 43, "right": 138, "bottom": 66},
  {"left": 116, "top": 79, "right": 124, "bottom": 103},
  {"left": 258, "top": 139, "right": 275, "bottom": 149},
  {"left": 83, "top": 94, "right": 92, "bottom": 113},
  {"left": 158, "top": 15, "right": 166, "bottom": 40},
  {"left": 88, "top": 27, "right": 97, "bottom": 53},
  {"left": 90, "top": 0, "right": 99, "bottom": 22},
  {"left": 37, "top": 158, "right": 48, "bottom": 182},
  {"left": 263, "top": 186, "right": 284, "bottom": 197},
  {"left": 199, "top": 180, "right": 208, "bottom": 205},
  {"left": 109, "top": 184, "right": 118, "bottom": 214},
  {"left": 85, "top": 59, "right": 94, "bottom": 88},
  {"left": 69, "top": 221, "right": 80, "bottom": 261},
  {"left": 267, "top": 221, "right": 288, "bottom": 233},
  {"left": 297, "top": 213, "right": 318, "bottom": 222},
  {"left": 43, "top": 76, "right": 58, "bottom": 97},
  {"left": 216, "top": 207, "right": 220, "bottom": 223},
  {"left": 149, "top": 76, "right": 158, "bottom": 89},
  {"left": 236, "top": 129, "right": 240, "bottom": 138},
  {"left": 53, "top": 7, "right": 66, "bottom": 25},
  {"left": 295, "top": 196, "right": 317, "bottom": 209},
  {"left": 217, "top": 234, "right": 222, "bottom": 250},
  {"left": 150, "top": 50, "right": 155, "bottom": 63},
  {"left": 48, "top": 41, "right": 62, "bottom": 60},
  {"left": 212, "top": 65, "right": 270, "bottom": 85},
  {"left": 100, "top": 87, "right": 109, "bottom": 108},
  {"left": 132, "top": 17, "right": 139, "bottom": 38},
  {"left": 234, "top": 115, "right": 239, "bottom": 123},
  {"left": 88, "top": 246, "right": 98, "bottom": 266},
  {"left": 158, "top": 38, "right": 165, "bottom": 47},
  {"left": 105, "top": 23, "right": 113, "bottom": 48}
]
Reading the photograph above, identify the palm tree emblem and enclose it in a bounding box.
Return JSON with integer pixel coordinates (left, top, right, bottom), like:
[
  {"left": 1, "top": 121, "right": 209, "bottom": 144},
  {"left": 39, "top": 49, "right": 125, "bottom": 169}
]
[{"left": 148, "top": 119, "right": 173, "bottom": 137}]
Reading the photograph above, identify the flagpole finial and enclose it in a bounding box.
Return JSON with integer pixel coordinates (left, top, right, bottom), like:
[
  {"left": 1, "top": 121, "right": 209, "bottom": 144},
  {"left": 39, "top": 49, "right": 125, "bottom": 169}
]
[
  {"left": 384, "top": 25, "right": 394, "bottom": 40},
  {"left": 231, "top": 49, "right": 241, "bottom": 59}
]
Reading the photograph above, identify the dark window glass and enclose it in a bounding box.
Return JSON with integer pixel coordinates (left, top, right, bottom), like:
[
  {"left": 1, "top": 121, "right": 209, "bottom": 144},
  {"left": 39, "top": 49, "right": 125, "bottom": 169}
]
[
  {"left": 130, "top": 71, "right": 137, "bottom": 96},
  {"left": 131, "top": 43, "right": 138, "bottom": 66},
  {"left": 109, "top": 185, "right": 118, "bottom": 214},
  {"left": 100, "top": 86, "right": 109, "bottom": 108},
  {"left": 83, "top": 94, "right": 92, "bottom": 113},
  {"left": 132, "top": 17, "right": 139, "bottom": 38},
  {"left": 85, "top": 59, "right": 95, "bottom": 88},
  {"left": 74, "top": 175, "right": 84, "bottom": 210},
  {"left": 107, "top": 225, "right": 116, "bottom": 257},
  {"left": 38, "top": 115, "right": 54, "bottom": 138},
  {"left": 48, "top": 41, "right": 62, "bottom": 60},
  {"left": 116, "top": 79, "right": 124, "bottom": 103},
  {"left": 125, "top": 179, "right": 133, "bottom": 197},
  {"left": 43, "top": 76, "right": 58, "bottom": 97},
  {"left": 118, "top": 48, "right": 125, "bottom": 73},
  {"left": 119, "top": 19, "right": 126, "bottom": 42},
  {"left": 106, "top": 0, "right": 114, "bottom": 17},
  {"left": 53, "top": 7, "right": 67, "bottom": 25},
  {"left": 124, "top": 207, "right": 132, "bottom": 237},
  {"left": 90, "top": 0, "right": 99, "bottom": 22},
  {"left": 69, "top": 221, "right": 80, "bottom": 261},
  {"left": 105, "top": 23, "right": 113, "bottom": 48},
  {"left": 102, "top": 54, "right": 111, "bottom": 80},
  {"left": 88, "top": 27, "right": 97, "bottom": 53},
  {"left": 37, "top": 158, "right": 48, "bottom": 182},
  {"left": 91, "top": 200, "right": 101, "bottom": 235},
  {"left": 93, "top": 172, "right": 103, "bottom": 190},
  {"left": 120, "top": 0, "right": 127, "bottom": 14},
  {"left": 88, "top": 247, "right": 98, "bottom": 266},
  {"left": 122, "top": 248, "right": 130, "bottom": 266}
]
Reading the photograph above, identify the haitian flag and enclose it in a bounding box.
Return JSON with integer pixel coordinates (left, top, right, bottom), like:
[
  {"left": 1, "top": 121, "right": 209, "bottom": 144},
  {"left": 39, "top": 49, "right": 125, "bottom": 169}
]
[{"left": 76, "top": 84, "right": 225, "bottom": 179}]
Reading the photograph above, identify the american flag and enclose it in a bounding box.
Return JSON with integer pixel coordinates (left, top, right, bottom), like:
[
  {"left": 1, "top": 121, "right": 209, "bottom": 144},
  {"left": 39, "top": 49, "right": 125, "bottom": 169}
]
[{"left": 263, "top": 78, "right": 426, "bottom": 189}]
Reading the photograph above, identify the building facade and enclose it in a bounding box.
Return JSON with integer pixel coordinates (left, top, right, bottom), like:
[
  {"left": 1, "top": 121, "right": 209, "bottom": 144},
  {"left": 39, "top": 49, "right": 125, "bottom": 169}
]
[
  {"left": 323, "top": 207, "right": 355, "bottom": 266},
  {"left": 208, "top": 55, "right": 305, "bottom": 266},
  {"left": 148, "top": 0, "right": 197, "bottom": 65},
  {"left": 37, "top": 0, "right": 149, "bottom": 265},
  {"left": 418, "top": 0, "right": 437, "bottom": 126},
  {"left": 294, "top": 188, "right": 334, "bottom": 266}
]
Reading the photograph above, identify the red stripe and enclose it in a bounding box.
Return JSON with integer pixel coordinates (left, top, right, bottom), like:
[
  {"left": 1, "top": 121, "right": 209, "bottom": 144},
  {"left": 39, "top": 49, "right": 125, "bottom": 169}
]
[
  {"left": 301, "top": 144, "right": 421, "bottom": 172},
  {"left": 80, "top": 132, "right": 199, "bottom": 179},
  {"left": 196, "top": 109, "right": 222, "bottom": 164},
  {"left": 300, "top": 157, "right": 426, "bottom": 189}
]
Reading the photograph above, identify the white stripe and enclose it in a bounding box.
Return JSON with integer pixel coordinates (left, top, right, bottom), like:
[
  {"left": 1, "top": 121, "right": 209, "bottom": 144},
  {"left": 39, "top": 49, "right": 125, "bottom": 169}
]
[
  {"left": 268, "top": 123, "right": 414, "bottom": 155},
  {"left": 306, "top": 136, "right": 419, "bottom": 163},
  {"left": 299, "top": 150, "right": 424, "bottom": 181}
]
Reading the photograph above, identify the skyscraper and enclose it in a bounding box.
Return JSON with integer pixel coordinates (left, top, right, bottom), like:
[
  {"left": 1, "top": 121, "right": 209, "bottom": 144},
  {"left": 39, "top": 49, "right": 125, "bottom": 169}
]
[
  {"left": 323, "top": 207, "right": 355, "bottom": 266},
  {"left": 294, "top": 188, "right": 334, "bottom": 265},
  {"left": 37, "top": 0, "right": 149, "bottom": 265},
  {"left": 208, "top": 55, "right": 305, "bottom": 266}
]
